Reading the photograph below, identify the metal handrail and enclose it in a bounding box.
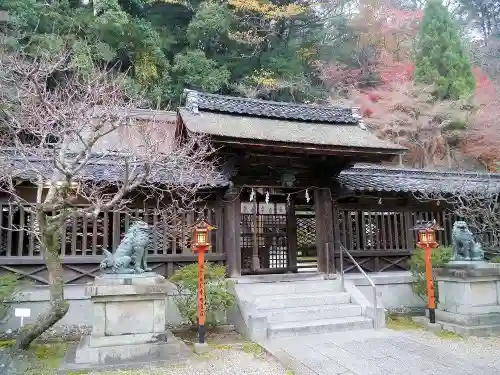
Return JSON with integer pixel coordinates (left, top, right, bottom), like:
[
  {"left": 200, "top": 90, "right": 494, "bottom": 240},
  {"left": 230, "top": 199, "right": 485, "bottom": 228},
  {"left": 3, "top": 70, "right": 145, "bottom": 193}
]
[{"left": 336, "top": 242, "right": 379, "bottom": 329}]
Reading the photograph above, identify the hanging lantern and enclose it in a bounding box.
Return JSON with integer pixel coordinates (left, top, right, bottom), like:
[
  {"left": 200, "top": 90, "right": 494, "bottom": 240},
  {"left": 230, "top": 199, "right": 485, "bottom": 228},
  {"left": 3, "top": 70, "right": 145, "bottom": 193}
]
[
  {"left": 412, "top": 220, "right": 442, "bottom": 249},
  {"left": 192, "top": 219, "right": 215, "bottom": 252}
]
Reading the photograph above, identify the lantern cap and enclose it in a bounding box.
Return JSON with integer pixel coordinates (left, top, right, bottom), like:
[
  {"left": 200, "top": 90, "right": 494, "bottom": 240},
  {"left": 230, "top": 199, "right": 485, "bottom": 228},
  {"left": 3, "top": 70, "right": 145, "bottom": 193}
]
[
  {"left": 194, "top": 218, "right": 216, "bottom": 231},
  {"left": 411, "top": 220, "right": 443, "bottom": 231}
]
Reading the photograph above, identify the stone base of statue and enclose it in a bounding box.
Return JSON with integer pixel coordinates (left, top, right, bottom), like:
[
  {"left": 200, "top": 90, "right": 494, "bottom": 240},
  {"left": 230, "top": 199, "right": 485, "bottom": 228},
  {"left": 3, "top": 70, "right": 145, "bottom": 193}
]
[
  {"left": 434, "top": 261, "right": 500, "bottom": 337},
  {"left": 59, "top": 273, "right": 191, "bottom": 373}
]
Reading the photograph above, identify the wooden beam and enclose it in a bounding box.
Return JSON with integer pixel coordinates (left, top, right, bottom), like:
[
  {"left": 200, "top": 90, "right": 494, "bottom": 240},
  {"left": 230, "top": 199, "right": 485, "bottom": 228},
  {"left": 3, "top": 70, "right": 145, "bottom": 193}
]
[
  {"left": 314, "top": 189, "right": 334, "bottom": 273},
  {"left": 212, "top": 137, "right": 403, "bottom": 158},
  {"left": 0, "top": 254, "right": 226, "bottom": 265},
  {"left": 286, "top": 199, "right": 298, "bottom": 273}
]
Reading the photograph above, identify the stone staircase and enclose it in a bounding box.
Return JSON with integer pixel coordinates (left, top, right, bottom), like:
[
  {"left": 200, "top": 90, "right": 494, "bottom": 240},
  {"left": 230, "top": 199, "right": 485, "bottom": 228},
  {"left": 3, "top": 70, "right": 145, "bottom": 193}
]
[{"left": 229, "top": 273, "right": 385, "bottom": 341}]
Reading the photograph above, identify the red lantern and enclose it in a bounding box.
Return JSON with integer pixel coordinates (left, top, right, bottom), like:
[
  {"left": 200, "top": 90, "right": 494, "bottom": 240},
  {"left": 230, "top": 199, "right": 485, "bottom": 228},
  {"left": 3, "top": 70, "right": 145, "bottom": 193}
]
[
  {"left": 417, "top": 229, "right": 438, "bottom": 249},
  {"left": 192, "top": 222, "right": 213, "bottom": 252},
  {"left": 411, "top": 220, "right": 443, "bottom": 324},
  {"left": 191, "top": 219, "right": 215, "bottom": 345}
]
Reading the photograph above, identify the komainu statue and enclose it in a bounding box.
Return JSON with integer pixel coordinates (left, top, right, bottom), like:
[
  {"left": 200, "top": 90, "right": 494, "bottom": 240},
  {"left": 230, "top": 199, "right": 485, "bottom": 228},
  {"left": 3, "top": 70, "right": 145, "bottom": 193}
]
[
  {"left": 100, "top": 220, "right": 153, "bottom": 274},
  {"left": 451, "top": 221, "right": 484, "bottom": 261}
]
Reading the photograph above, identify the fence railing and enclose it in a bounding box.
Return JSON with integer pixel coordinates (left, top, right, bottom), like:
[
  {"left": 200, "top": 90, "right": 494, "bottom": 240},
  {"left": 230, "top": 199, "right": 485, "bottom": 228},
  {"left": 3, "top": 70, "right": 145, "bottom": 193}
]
[
  {"left": 335, "top": 208, "right": 468, "bottom": 252},
  {"left": 0, "top": 204, "right": 220, "bottom": 258},
  {"left": 337, "top": 242, "right": 379, "bottom": 329},
  {"left": 0, "top": 203, "right": 224, "bottom": 284}
]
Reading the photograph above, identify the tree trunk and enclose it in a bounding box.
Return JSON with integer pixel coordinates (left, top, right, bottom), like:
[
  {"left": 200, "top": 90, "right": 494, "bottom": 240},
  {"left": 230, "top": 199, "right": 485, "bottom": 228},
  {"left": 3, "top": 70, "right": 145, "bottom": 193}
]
[
  {"left": 445, "top": 141, "right": 452, "bottom": 169},
  {"left": 13, "top": 215, "right": 69, "bottom": 351}
]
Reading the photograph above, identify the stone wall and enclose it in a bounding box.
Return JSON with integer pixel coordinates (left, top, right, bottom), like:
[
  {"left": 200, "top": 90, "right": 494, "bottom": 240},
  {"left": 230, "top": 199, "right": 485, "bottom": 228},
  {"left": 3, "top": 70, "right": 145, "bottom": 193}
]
[
  {"left": 345, "top": 271, "right": 426, "bottom": 314},
  {"left": 0, "top": 271, "right": 424, "bottom": 334},
  {"left": 0, "top": 282, "right": 188, "bottom": 334}
]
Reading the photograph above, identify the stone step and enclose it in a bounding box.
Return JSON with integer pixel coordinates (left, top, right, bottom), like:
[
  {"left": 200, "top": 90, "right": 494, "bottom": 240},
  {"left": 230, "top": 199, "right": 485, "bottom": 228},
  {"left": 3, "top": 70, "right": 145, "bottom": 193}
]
[
  {"left": 233, "top": 272, "right": 325, "bottom": 284},
  {"left": 236, "top": 280, "right": 343, "bottom": 296},
  {"left": 267, "top": 316, "right": 373, "bottom": 338},
  {"left": 254, "top": 292, "right": 351, "bottom": 309},
  {"left": 262, "top": 303, "right": 362, "bottom": 323}
]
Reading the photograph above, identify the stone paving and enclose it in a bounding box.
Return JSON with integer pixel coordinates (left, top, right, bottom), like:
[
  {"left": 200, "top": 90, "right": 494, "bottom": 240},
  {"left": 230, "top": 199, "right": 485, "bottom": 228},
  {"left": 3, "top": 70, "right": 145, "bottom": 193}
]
[{"left": 261, "top": 328, "right": 500, "bottom": 375}]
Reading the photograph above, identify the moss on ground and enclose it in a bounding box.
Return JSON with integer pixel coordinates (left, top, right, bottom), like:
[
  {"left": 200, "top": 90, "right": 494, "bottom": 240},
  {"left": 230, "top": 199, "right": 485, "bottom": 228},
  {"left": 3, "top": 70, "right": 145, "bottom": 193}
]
[
  {"left": 387, "top": 315, "right": 465, "bottom": 341},
  {"left": 0, "top": 340, "right": 67, "bottom": 375},
  {"left": 241, "top": 341, "right": 263, "bottom": 357},
  {"left": 386, "top": 316, "right": 424, "bottom": 330},
  {"left": 25, "top": 342, "right": 67, "bottom": 374},
  {"left": 436, "top": 329, "right": 463, "bottom": 340}
]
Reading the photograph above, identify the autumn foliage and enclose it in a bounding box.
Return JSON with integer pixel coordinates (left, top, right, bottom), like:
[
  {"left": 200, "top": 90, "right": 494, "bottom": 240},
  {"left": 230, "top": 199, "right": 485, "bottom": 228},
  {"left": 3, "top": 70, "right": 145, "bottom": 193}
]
[
  {"left": 462, "top": 69, "right": 500, "bottom": 169},
  {"left": 318, "top": 0, "right": 499, "bottom": 170}
]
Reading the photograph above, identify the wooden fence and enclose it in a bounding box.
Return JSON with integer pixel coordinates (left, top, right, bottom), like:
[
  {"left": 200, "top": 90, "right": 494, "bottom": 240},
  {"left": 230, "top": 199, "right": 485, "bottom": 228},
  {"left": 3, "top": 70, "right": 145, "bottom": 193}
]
[
  {"left": 0, "top": 203, "right": 224, "bottom": 285},
  {"left": 1, "top": 200, "right": 494, "bottom": 281},
  {"left": 333, "top": 207, "right": 464, "bottom": 272}
]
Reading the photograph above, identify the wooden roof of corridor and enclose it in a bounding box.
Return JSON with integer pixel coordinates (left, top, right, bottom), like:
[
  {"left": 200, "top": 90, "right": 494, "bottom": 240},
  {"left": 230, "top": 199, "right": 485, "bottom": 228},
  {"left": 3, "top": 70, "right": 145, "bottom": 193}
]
[{"left": 339, "top": 165, "right": 500, "bottom": 194}]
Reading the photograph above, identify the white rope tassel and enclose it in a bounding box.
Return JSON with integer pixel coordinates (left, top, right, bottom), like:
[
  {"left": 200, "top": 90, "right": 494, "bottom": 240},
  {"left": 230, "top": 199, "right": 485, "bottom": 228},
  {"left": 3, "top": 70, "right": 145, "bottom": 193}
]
[
  {"left": 265, "top": 191, "right": 270, "bottom": 204},
  {"left": 249, "top": 188, "right": 255, "bottom": 202},
  {"left": 305, "top": 189, "right": 310, "bottom": 203}
]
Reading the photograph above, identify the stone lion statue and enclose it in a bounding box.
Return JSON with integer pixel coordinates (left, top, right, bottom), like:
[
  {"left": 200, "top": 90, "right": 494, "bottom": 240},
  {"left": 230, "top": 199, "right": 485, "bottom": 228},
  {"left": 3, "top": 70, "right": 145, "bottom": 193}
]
[
  {"left": 451, "top": 221, "right": 484, "bottom": 261},
  {"left": 100, "top": 220, "right": 153, "bottom": 274}
]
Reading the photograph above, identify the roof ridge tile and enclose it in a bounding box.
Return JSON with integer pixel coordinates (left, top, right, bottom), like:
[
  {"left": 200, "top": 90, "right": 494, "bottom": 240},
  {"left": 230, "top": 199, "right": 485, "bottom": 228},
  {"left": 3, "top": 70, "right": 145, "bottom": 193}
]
[{"left": 183, "top": 90, "right": 358, "bottom": 124}]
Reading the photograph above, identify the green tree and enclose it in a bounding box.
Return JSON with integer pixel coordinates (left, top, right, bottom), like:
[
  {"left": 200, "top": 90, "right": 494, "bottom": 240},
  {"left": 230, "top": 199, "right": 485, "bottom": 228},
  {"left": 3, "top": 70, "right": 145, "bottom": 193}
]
[
  {"left": 1, "top": 0, "right": 337, "bottom": 106},
  {"left": 414, "top": 0, "right": 475, "bottom": 99}
]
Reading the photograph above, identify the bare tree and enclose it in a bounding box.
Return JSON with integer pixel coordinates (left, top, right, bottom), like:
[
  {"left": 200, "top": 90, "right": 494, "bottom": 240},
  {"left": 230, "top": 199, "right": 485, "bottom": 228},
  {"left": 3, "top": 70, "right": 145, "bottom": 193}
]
[
  {"left": 413, "top": 172, "right": 500, "bottom": 250},
  {"left": 0, "top": 46, "right": 224, "bottom": 350}
]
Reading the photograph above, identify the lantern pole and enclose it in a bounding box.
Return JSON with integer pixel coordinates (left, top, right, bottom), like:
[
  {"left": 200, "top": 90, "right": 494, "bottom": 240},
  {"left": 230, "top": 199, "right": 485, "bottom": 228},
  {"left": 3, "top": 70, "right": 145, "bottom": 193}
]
[
  {"left": 197, "top": 245, "right": 206, "bottom": 343},
  {"left": 192, "top": 220, "right": 215, "bottom": 347},
  {"left": 412, "top": 221, "right": 442, "bottom": 325},
  {"left": 423, "top": 229, "right": 437, "bottom": 324}
]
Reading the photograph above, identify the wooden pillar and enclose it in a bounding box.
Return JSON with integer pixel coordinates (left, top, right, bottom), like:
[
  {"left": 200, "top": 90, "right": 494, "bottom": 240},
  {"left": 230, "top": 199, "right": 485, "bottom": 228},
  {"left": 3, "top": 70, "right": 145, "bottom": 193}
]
[
  {"left": 215, "top": 193, "right": 224, "bottom": 256},
  {"left": 314, "top": 189, "right": 334, "bottom": 273},
  {"left": 286, "top": 198, "right": 298, "bottom": 272},
  {"left": 332, "top": 202, "right": 341, "bottom": 272},
  {"left": 404, "top": 211, "right": 414, "bottom": 250},
  {"left": 223, "top": 188, "right": 241, "bottom": 277}
]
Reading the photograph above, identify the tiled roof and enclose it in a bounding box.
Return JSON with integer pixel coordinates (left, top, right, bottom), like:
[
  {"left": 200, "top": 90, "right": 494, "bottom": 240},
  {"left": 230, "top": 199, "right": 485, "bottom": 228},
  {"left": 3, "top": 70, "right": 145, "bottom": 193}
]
[
  {"left": 0, "top": 151, "right": 228, "bottom": 187},
  {"left": 0, "top": 107, "right": 226, "bottom": 188},
  {"left": 184, "top": 90, "right": 358, "bottom": 124},
  {"left": 338, "top": 165, "right": 500, "bottom": 194},
  {"left": 179, "top": 109, "right": 405, "bottom": 151},
  {"left": 88, "top": 107, "right": 178, "bottom": 154}
]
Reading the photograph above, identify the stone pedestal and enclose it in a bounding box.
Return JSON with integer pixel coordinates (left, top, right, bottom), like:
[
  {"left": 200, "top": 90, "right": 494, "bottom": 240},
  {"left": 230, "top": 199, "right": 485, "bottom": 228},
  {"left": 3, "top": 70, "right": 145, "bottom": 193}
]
[
  {"left": 60, "top": 273, "right": 191, "bottom": 373},
  {"left": 434, "top": 262, "right": 500, "bottom": 336}
]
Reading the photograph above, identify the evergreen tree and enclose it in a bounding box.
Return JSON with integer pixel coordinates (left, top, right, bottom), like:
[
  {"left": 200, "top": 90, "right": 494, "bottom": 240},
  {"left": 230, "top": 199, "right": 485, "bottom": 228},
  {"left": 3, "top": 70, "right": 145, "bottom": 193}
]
[
  {"left": 414, "top": 0, "right": 475, "bottom": 99},
  {"left": 0, "top": 0, "right": 335, "bottom": 107}
]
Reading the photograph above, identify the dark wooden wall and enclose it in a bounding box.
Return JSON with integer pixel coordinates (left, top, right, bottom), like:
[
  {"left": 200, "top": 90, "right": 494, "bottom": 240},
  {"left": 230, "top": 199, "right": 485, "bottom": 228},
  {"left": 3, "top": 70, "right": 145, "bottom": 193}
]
[
  {"left": 330, "top": 194, "right": 463, "bottom": 273},
  {"left": 0, "top": 200, "right": 225, "bottom": 285},
  {"left": 0, "top": 188, "right": 479, "bottom": 282}
]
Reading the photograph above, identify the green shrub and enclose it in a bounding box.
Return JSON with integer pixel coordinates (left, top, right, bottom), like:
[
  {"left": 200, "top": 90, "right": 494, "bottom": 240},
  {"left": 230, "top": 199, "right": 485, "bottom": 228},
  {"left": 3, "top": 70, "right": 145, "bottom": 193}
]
[
  {"left": 490, "top": 256, "right": 500, "bottom": 263},
  {"left": 409, "top": 247, "right": 452, "bottom": 302},
  {"left": 169, "top": 263, "right": 235, "bottom": 327},
  {"left": 0, "top": 274, "right": 24, "bottom": 322}
]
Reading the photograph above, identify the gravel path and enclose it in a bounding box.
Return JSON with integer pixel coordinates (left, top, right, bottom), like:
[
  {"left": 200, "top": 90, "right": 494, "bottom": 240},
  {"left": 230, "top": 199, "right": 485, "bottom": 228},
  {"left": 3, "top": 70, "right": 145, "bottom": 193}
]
[
  {"left": 86, "top": 346, "right": 290, "bottom": 375},
  {"left": 399, "top": 329, "right": 500, "bottom": 370}
]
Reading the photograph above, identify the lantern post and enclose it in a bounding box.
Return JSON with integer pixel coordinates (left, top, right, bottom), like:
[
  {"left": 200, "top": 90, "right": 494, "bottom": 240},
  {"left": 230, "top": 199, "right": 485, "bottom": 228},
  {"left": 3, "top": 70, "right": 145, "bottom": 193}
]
[
  {"left": 411, "top": 220, "right": 443, "bottom": 324},
  {"left": 192, "top": 219, "right": 215, "bottom": 345}
]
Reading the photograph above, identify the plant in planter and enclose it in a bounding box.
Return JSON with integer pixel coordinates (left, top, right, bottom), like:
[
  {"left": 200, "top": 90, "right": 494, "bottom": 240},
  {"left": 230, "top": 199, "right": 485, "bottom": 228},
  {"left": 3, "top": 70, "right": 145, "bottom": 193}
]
[
  {"left": 169, "top": 263, "right": 235, "bottom": 327},
  {"left": 409, "top": 246, "right": 452, "bottom": 303}
]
